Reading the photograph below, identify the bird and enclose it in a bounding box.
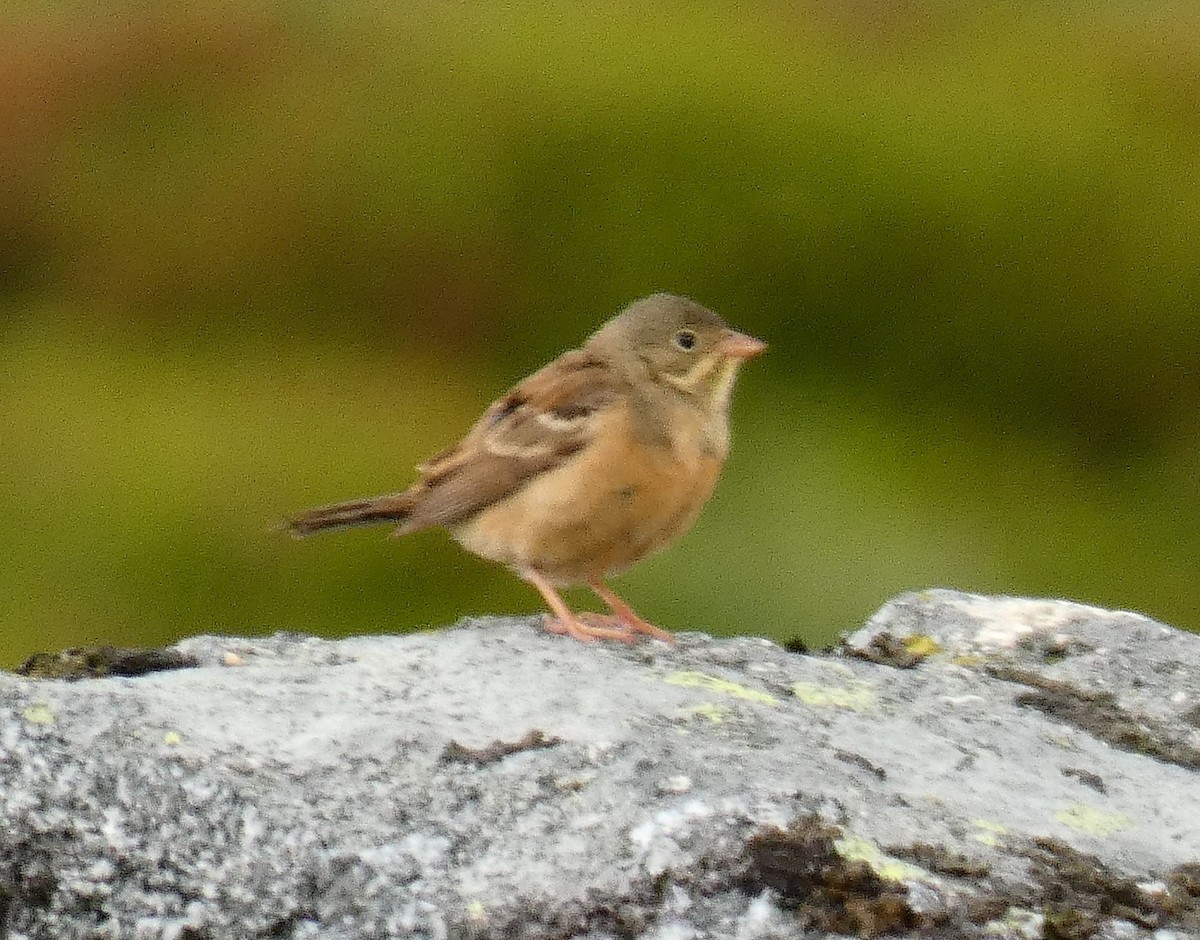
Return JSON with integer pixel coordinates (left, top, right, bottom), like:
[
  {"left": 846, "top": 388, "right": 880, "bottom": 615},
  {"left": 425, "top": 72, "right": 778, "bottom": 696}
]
[{"left": 287, "top": 293, "right": 766, "bottom": 644}]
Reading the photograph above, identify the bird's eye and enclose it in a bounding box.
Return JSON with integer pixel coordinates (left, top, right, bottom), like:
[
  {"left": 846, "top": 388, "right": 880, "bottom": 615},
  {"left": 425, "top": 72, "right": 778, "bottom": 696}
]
[{"left": 673, "top": 329, "right": 697, "bottom": 351}]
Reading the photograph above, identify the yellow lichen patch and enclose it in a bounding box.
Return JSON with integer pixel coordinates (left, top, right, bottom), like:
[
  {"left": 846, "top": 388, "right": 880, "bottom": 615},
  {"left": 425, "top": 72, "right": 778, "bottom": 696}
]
[
  {"left": 791, "top": 681, "right": 875, "bottom": 711},
  {"left": 681, "top": 702, "right": 728, "bottom": 723},
  {"left": 22, "top": 703, "right": 55, "bottom": 725},
  {"left": 1055, "top": 803, "right": 1133, "bottom": 836},
  {"left": 835, "top": 834, "right": 935, "bottom": 884},
  {"left": 903, "top": 635, "right": 943, "bottom": 659},
  {"left": 163, "top": 730, "right": 182, "bottom": 746},
  {"left": 664, "top": 671, "right": 779, "bottom": 706},
  {"left": 972, "top": 819, "right": 1008, "bottom": 847}
]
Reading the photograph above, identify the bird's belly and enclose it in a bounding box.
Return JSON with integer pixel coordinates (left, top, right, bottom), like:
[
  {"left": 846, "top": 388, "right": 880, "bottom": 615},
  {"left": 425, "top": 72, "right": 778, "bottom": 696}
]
[{"left": 452, "top": 444, "right": 723, "bottom": 585}]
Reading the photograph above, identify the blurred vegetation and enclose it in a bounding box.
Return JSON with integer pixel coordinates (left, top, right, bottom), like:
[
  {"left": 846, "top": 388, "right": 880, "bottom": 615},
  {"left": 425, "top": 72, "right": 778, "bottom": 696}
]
[{"left": 2, "top": 0, "right": 1198, "bottom": 667}]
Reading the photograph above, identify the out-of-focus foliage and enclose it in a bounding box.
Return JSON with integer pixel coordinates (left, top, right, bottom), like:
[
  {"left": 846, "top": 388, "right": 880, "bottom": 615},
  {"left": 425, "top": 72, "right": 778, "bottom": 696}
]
[{"left": 2, "top": 0, "right": 1198, "bottom": 666}]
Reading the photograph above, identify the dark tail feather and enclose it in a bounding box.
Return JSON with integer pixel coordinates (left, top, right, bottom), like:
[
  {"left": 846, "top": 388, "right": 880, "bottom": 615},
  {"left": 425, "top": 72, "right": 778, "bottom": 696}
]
[{"left": 286, "top": 494, "right": 412, "bottom": 537}]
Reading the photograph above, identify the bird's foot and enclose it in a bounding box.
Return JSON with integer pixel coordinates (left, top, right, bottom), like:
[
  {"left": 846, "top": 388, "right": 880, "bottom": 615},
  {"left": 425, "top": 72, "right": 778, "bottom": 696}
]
[
  {"left": 586, "top": 580, "right": 676, "bottom": 644},
  {"left": 580, "top": 611, "right": 673, "bottom": 644},
  {"left": 611, "top": 613, "right": 675, "bottom": 644},
  {"left": 542, "top": 614, "right": 634, "bottom": 644}
]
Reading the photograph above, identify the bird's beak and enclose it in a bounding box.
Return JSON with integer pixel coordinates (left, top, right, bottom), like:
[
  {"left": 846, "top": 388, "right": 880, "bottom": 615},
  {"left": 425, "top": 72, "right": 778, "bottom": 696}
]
[{"left": 717, "top": 330, "right": 767, "bottom": 360}]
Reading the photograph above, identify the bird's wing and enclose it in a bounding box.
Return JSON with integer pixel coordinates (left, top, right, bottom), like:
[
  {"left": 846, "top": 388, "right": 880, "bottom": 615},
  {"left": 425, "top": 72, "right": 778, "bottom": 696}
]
[{"left": 399, "top": 349, "right": 620, "bottom": 531}]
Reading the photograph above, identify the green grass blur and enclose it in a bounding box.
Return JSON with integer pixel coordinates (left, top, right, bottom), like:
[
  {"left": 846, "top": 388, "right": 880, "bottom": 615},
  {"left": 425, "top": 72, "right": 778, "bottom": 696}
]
[{"left": 2, "top": 0, "right": 1199, "bottom": 666}]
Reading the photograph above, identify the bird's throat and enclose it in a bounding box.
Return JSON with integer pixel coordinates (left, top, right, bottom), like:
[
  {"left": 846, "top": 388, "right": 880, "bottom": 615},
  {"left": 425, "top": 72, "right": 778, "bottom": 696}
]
[{"left": 659, "top": 352, "right": 740, "bottom": 416}]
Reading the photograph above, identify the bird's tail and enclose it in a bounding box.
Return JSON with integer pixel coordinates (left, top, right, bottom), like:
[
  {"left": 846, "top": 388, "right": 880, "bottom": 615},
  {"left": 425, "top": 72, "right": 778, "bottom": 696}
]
[{"left": 286, "top": 493, "right": 413, "bottom": 537}]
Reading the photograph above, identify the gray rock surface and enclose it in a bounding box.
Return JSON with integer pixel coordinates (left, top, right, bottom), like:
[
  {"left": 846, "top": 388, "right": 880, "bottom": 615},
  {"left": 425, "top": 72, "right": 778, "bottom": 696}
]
[{"left": 2, "top": 589, "right": 1199, "bottom": 939}]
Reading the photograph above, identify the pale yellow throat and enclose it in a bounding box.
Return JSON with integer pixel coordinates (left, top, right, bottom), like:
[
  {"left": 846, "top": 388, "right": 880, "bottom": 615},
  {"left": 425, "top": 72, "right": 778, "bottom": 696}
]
[{"left": 661, "top": 352, "right": 741, "bottom": 412}]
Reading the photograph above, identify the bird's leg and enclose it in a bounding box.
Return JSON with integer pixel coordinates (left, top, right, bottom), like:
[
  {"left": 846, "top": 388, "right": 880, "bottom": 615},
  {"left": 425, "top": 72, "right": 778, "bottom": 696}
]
[
  {"left": 588, "top": 581, "right": 676, "bottom": 643},
  {"left": 520, "top": 569, "right": 634, "bottom": 643}
]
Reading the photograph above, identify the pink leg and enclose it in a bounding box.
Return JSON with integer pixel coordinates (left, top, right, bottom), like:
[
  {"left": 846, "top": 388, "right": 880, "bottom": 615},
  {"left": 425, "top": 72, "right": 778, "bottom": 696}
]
[
  {"left": 588, "top": 581, "right": 675, "bottom": 643},
  {"left": 521, "top": 569, "right": 634, "bottom": 643}
]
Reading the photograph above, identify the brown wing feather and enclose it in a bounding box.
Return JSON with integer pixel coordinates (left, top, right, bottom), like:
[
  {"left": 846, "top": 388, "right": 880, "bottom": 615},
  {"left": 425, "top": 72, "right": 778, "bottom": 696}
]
[{"left": 398, "top": 350, "right": 619, "bottom": 532}]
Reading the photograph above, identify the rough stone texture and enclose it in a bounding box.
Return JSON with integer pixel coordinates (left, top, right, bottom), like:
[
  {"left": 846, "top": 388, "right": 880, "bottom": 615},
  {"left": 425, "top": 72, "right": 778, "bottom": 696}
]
[{"left": 1, "top": 590, "right": 1199, "bottom": 939}]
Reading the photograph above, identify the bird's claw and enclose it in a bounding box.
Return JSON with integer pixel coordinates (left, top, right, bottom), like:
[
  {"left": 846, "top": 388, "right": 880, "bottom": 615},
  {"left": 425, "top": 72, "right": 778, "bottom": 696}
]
[{"left": 542, "top": 614, "right": 635, "bottom": 643}]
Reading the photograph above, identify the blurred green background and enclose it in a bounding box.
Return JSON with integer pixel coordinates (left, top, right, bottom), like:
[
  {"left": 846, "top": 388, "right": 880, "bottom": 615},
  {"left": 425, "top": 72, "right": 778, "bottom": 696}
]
[{"left": 2, "top": 0, "right": 1198, "bottom": 667}]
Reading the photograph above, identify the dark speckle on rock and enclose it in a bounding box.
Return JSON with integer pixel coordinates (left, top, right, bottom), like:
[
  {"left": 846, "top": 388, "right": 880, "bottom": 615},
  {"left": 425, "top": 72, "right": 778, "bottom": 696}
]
[
  {"left": 440, "top": 729, "right": 562, "bottom": 765},
  {"left": 15, "top": 644, "right": 198, "bottom": 680},
  {"left": 1062, "top": 767, "right": 1108, "bottom": 794}
]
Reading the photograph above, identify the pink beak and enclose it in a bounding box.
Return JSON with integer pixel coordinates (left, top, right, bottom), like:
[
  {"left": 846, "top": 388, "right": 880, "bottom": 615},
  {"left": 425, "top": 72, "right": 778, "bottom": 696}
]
[{"left": 717, "top": 330, "right": 768, "bottom": 360}]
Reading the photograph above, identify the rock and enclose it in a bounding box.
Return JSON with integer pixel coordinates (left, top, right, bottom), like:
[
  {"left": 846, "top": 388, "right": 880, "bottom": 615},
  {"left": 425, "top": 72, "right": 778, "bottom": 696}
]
[{"left": 1, "top": 589, "right": 1198, "bottom": 939}]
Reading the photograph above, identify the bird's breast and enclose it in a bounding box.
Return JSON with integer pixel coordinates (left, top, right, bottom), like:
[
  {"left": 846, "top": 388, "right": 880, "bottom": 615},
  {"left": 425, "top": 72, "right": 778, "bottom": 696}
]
[{"left": 452, "top": 402, "right": 727, "bottom": 584}]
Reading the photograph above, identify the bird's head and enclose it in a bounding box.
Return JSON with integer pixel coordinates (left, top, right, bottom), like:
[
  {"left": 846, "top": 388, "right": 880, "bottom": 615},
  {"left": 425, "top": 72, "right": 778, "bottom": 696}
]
[{"left": 590, "top": 293, "right": 766, "bottom": 413}]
